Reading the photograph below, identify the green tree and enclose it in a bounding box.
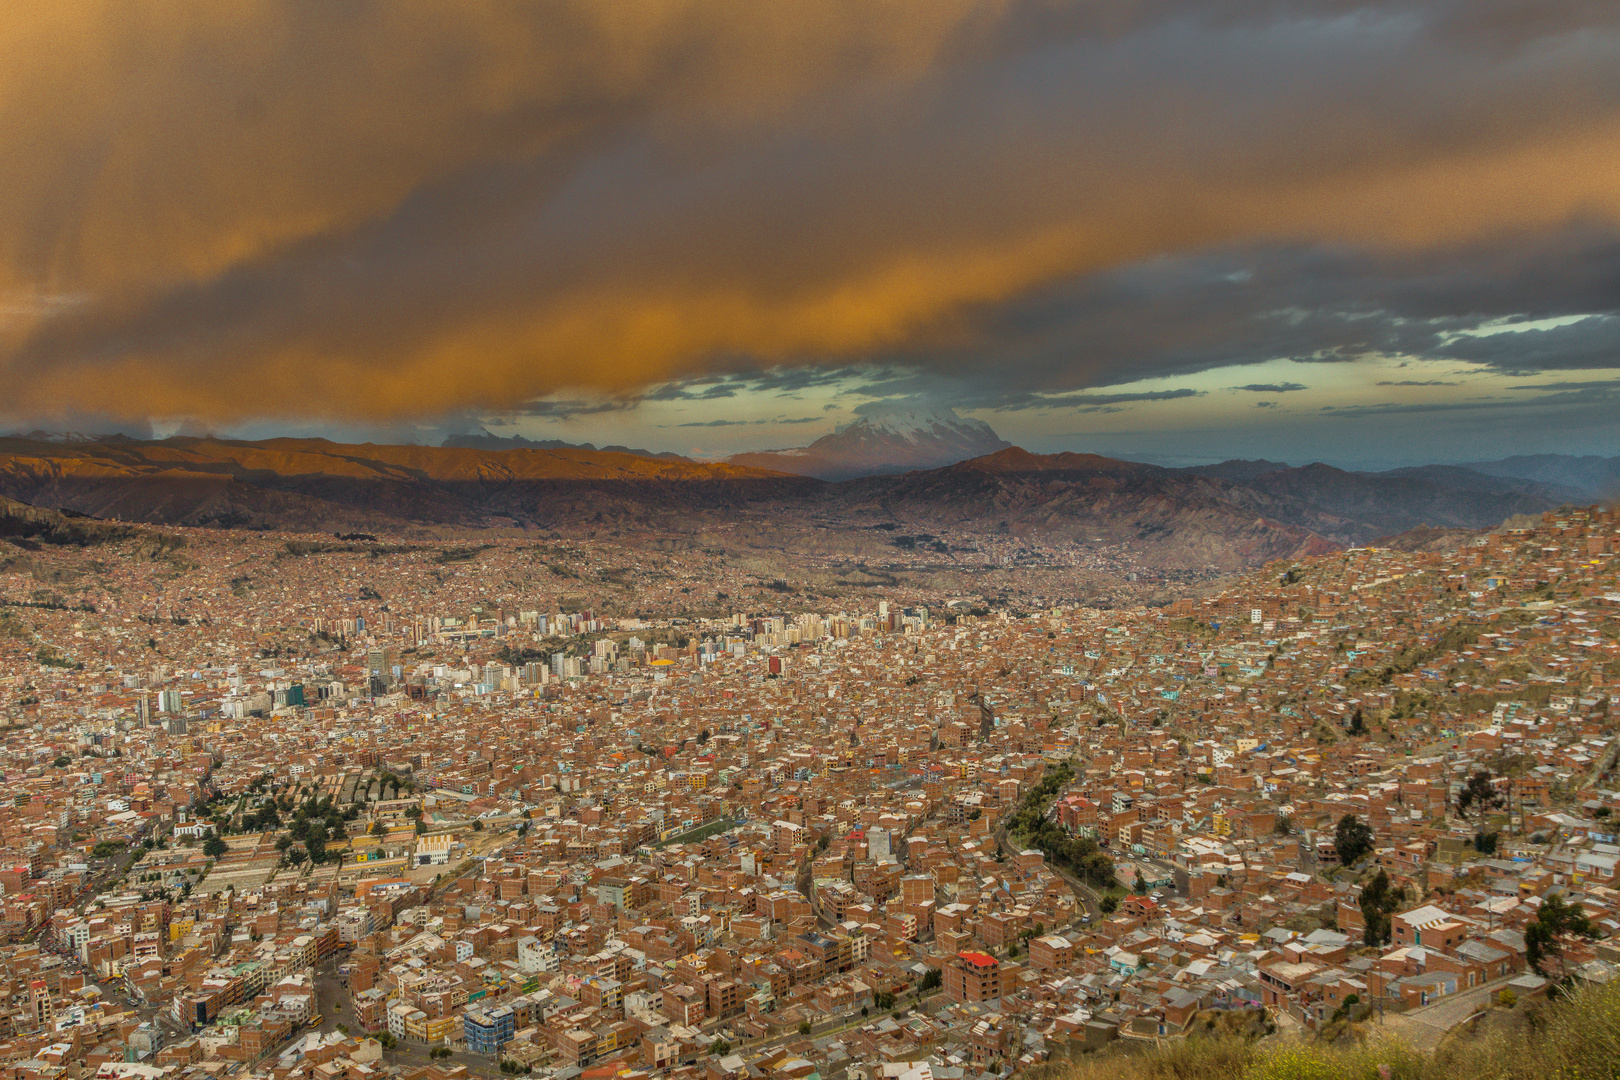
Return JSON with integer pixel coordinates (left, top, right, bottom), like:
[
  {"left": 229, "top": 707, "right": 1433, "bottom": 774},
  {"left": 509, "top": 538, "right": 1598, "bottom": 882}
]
[
  {"left": 1526, "top": 894, "right": 1597, "bottom": 981},
  {"left": 709, "top": 1039, "right": 730, "bottom": 1056},
  {"left": 1357, "top": 869, "right": 1406, "bottom": 947},
  {"left": 202, "top": 833, "right": 228, "bottom": 858},
  {"left": 1077, "top": 850, "right": 1116, "bottom": 889},
  {"left": 920, "top": 967, "right": 942, "bottom": 991},
  {"left": 1133, "top": 870, "right": 1147, "bottom": 894},
  {"left": 1334, "top": 814, "right": 1374, "bottom": 867},
  {"left": 1474, "top": 831, "right": 1500, "bottom": 856},
  {"left": 1458, "top": 770, "right": 1503, "bottom": 820},
  {"left": 798, "top": 1020, "right": 812, "bottom": 1035}
]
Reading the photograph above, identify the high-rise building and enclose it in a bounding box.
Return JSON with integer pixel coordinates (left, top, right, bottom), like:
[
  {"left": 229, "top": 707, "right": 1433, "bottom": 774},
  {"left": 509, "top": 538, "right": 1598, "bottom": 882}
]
[
  {"left": 944, "top": 951, "right": 1001, "bottom": 1003},
  {"left": 28, "top": 980, "right": 52, "bottom": 1031}
]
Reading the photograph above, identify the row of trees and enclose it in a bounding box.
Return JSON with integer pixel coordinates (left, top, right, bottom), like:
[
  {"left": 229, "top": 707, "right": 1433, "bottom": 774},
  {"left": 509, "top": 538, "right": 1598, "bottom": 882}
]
[
  {"left": 1006, "top": 763, "right": 1117, "bottom": 889},
  {"left": 1353, "top": 849, "right": 1596, "bottom": 983}
]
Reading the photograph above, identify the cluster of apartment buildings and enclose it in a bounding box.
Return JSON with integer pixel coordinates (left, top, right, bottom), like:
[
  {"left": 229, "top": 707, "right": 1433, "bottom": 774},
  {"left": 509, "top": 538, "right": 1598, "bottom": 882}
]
[{"left": 0, "top": 505, "right": 1614, "bottom": 1079}]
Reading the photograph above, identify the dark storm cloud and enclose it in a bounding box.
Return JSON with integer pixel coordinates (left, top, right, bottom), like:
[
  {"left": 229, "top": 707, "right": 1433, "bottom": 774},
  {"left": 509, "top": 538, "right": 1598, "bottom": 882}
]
[
  {"left": 1, "top": 1, "right": 1620, "bottom": 424},
  {"left": 1321, "top": 381, "right": 1620, "bottom": 416},
  {"left": 644, "top": 382, "right": 738, "bottom": 401},
  {"left": 673, "top": 415, "right": 821, "bottom": 428},
  {"left": 1432, "top": 315, "right": 1620, "bottom": 371},
  {"left": 991, "top": 388, "right": 1206, "bottom": 412},
  {"left": 862, "top": 232, "right": 1620, "bottom": 403},
  {"left": 508, "top": 398, "right": 640, "bottom": 421},
  {"left": 741, "top": 367, "right": 868, "bottom": 394},
  {"left": 1232, "top": 383, "right": 1307, "bottom": 392},
  {"left": 642, "top": 366, "right": 864, "bottom": 402},
  {"left": 1508, "top": 379, "right": 1620, "bottom": 391}
]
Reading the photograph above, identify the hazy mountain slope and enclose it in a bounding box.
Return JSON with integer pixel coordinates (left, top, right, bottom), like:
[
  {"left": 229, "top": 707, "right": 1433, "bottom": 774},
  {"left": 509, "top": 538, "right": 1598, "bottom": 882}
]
[
  {"left": 442, "top": 430, "right": 694, "bottom": 462},
  {"left": 1172, "top": 459, "right": 1291, "bottom": 481},
  {"left": 829, "top": 448, "right": 1577, "bottom": 567},
  {"left": 1246, "top": 462, "right": 1561, "bottom": 535},
  {"left": 1463, "top": 453, "right": 1620, "bottom": 498},
  {"left": 0, "top": 494, "right": 142, "bottom": 546},
  {"left": 1375, "top": 463, "right": 1588, "bottom": 501},
  {"left": 833, "top": 450, "right": 1348, "bottom": 568},
  {"left": 0, "top": 435, "right": 813, "bottom": 532},
  {"left": 0, "top": 436, "right": 1585, "bottom": 569}
]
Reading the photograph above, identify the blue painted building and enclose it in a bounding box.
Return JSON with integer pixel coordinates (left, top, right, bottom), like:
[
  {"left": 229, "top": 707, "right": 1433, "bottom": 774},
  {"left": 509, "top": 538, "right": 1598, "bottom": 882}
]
[{"left": 463, "top": 1005, "right": 515, "bottom": 1055}]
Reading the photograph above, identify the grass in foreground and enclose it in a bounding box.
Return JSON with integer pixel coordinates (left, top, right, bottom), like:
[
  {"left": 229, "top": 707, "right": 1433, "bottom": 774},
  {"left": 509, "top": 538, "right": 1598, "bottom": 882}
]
[{"left": 1026, "top": 981, "right": 1620, "bottom": 1080}]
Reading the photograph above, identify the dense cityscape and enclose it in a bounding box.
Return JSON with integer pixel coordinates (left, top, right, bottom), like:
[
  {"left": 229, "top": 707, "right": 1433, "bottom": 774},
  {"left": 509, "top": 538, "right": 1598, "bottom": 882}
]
[{"left": 0, "top": 500, "right": 1613, "bottom": 1080}]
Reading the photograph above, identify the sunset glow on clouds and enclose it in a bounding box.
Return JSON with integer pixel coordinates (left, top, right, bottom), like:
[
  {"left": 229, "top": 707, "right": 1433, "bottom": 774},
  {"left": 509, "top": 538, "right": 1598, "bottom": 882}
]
[{"left": 2, "top": 1, "right": 1620, "bottom": 463}]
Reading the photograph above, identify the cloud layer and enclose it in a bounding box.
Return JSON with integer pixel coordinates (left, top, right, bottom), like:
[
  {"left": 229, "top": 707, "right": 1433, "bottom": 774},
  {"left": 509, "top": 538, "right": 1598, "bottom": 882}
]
[{"left": 3, "top": 0, "right": 1620, "bottom": 425}]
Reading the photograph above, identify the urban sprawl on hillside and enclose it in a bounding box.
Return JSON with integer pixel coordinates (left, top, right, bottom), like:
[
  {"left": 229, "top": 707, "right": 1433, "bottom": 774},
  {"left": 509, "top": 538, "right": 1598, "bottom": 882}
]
[{"left": 0, "top": 508, "right": 1619, "bottom": 1080}]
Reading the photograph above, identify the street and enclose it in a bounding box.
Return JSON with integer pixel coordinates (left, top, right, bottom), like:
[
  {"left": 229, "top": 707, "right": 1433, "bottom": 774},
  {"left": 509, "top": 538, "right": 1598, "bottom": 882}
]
[
  {"left": 991, "top": 814, "right": 1099, "bottom": 927},
  {"left": 312, "top": 958, "right": 505, "bottom": 1077},
  {"left": 1377, "top": 974, "right": 1518, "bottom": 1051}
]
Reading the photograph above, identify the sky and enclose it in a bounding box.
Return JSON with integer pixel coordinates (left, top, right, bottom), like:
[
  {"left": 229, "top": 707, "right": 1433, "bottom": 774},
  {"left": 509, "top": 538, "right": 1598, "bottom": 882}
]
[{"left": 2, "top": 1, "right": 1619, "bottom": 468}]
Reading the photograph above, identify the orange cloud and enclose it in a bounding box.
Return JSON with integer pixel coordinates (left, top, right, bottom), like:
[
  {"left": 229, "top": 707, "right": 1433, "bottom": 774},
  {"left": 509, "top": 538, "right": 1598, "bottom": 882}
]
[{"left": 2, "top": 1, "right": 1619, "bottom": 422}]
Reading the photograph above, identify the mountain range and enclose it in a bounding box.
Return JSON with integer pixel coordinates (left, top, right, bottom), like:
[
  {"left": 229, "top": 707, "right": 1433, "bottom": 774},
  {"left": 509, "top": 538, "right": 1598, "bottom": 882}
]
[
  {"left": 1462, "top": 454, "right": 1620, "bottom": 498},
  {"left": 441, "top": 430, "right": 694, "bottom": 463},
  {"left": 0, "top": 432, "right": 1610, "bottom": 570},
  {"left": 446, "top": 411, "right": 1620, "bottom": 502},
  {"left": 444, "top": 406, "right": 1011, "bottom": 480}
]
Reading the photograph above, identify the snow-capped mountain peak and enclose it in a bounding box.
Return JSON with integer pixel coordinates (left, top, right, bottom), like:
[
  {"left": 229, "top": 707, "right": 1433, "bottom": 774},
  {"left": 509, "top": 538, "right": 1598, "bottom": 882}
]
[
  {"left": 729, "top": 404, "right": 1010, "bottom": 479},
  {"left": 839, "top": 405, "right": 995, "bottom": 443}
]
